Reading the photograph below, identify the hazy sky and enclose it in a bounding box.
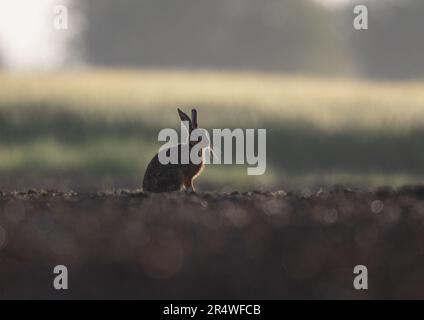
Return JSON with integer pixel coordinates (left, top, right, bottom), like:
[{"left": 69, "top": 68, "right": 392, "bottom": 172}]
[
  {"left": 313, "top": 0, "right": 353, "bottom": 7},
  {"left": 0, "top": 0, "right": 357, "bottom": 70},
  {"left": 0, "top": 0, "right": 77, "bottom": 70}
]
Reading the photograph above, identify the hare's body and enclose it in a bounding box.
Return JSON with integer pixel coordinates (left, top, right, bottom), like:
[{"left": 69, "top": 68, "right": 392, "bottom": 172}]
[
  {"left": 143, "top": 144, "right": 205, "bottom": 192},
  {"left": 142, "top": 108, "right": 206, "bottom": 193}
]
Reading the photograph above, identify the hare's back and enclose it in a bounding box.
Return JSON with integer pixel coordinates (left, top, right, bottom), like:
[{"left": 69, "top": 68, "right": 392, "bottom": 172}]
[{"left": 142, "top": 151, "right": 184, "bottom": 192}]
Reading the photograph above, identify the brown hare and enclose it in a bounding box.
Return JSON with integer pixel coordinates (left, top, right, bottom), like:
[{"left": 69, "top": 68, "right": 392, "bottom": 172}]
[{"left": 143, "top": 108, "right": 206, "bottom": 193}]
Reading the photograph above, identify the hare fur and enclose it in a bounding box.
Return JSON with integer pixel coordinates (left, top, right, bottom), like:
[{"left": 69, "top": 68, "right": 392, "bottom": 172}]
[{"left": 143, "top": 108, "right": 205, "bottom": 193}]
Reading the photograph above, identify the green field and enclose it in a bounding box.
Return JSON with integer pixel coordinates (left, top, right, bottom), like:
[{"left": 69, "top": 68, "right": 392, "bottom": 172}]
[{"left": 1, "top": 69, "right": 424, "bottom": 191}]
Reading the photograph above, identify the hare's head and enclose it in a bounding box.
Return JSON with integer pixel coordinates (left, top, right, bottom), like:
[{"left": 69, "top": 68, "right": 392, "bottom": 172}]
[
  {"left": 178, "top": 108, "right": 212, "bottom": 150},
  {"left": 177, "top": 108, "right": 216, "bottom": 160}
]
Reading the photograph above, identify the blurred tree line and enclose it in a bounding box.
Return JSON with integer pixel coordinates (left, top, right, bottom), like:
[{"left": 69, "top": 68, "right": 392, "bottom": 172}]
[
  {"left": 348, "top": 0, "right": 424, "bottom": 79},
  {"left": 80, "top": 0, "right": 423, "bottom": 79}
]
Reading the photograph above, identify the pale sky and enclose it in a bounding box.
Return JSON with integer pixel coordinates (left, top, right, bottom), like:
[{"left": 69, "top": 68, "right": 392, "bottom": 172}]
[
  {"left": 0, "top": 0, "right": 356, "bottom": 70},
  {"left": 313, "top": 0, "right": 354, "bottom": 8},
  {"left": 0, "top": 0, "right": 78, "bottom": 70},
  {"left": 0, "top": 0, "right": 358, "bottom": 70}
]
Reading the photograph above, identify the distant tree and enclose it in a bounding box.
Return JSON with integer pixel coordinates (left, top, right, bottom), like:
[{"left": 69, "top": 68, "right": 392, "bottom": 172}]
[
  {"left": 348, "top": 0, "right": 424, "bottom": 79},
  {"left": 81, "top": 0, "right": 353, "bottom": 75}
]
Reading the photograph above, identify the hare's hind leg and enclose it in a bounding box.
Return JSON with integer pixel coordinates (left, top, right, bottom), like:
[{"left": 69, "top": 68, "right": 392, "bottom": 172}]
[{"left": 153, "top": 169, "right": 185, "bottom": 192}]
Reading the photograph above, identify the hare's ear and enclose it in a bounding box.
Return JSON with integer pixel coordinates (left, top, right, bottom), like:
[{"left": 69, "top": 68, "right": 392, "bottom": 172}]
[
  {"left": 191, "top": 109, "right": 198, "bottom": 128},
  {"left": 178, "top": 108, "right": 192, "bottom": 131},
  {"left": 178, "top": 108, "right": 191, "bottom": 123}
]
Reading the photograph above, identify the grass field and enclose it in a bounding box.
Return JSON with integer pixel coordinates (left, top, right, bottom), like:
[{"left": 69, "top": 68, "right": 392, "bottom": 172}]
[{"left": 1, "top": 69, "right": 424, "bottom": 190}]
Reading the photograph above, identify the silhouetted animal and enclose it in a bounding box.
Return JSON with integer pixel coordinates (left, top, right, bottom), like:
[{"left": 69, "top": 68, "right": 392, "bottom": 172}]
[{"left": 143, "top": 108, "right": 206, "bottom": 192}]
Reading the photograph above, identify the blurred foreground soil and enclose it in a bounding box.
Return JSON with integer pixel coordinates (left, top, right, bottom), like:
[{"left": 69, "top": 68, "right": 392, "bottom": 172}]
[{"left": 1, "top": 186, "right": 424, "bottom": 299}]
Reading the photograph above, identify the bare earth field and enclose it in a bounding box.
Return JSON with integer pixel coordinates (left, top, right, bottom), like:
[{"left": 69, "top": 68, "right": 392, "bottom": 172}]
[{"left": 1, "top": 186, "right": 424, "bottom": 299}]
